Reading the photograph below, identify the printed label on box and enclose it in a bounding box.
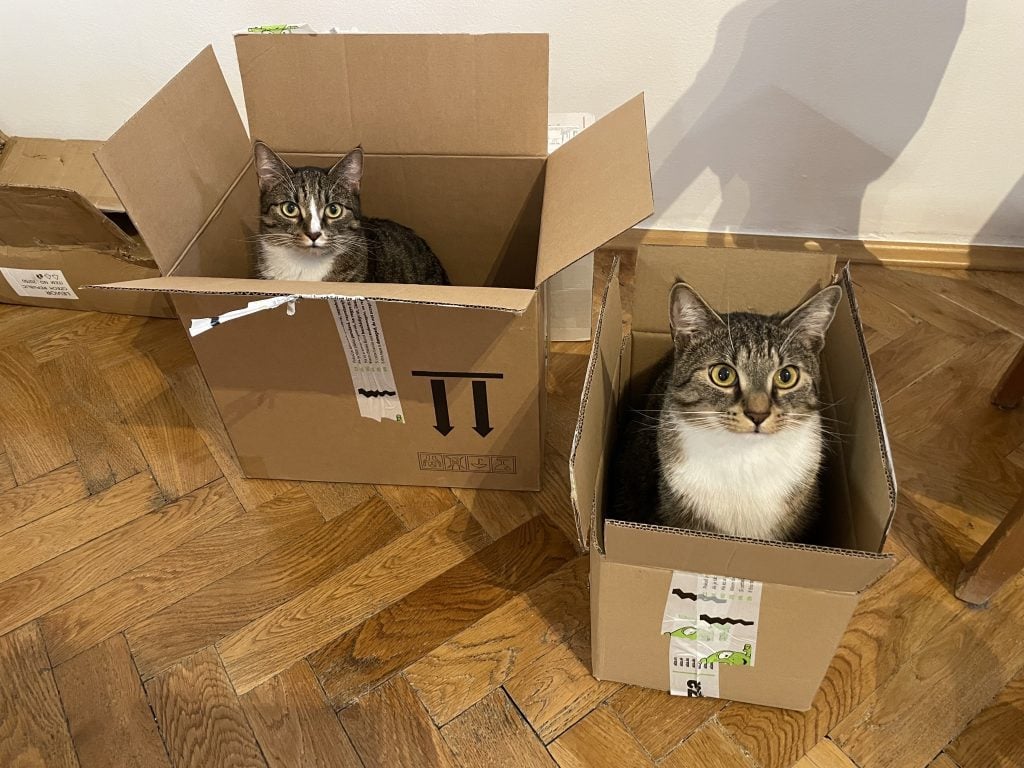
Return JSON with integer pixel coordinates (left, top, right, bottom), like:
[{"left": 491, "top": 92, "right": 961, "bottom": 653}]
[
  {"left": 663, "top": 571, "right": 762, "bottom": 699},
  {"left": 0, "top": 268, "right": 78, "bottom": 300},
  {"left": 329, "top": 297, "right": 404, "bottom": 423}
]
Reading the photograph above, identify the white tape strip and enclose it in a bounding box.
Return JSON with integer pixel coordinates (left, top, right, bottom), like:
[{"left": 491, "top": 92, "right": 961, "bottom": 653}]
[
  {"left": 329, "top": 297, "right": 404, "bottom": 423},
  {"left": 663, "top": 571, "right": 762, "bottom": 699},
  {"left": 189, "top": 295, "right": 300, "bottom": 337}
]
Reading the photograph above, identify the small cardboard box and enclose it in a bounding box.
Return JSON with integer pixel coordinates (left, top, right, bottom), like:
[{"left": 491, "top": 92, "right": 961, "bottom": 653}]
[
  {"left": 90, "top": 35, "right": 653, "bottom": 491},
  {"left": 571, "top": 244, "right": 897, "bottom": 710},
  {"left": 0, "top": 130, "right": 173, "bottom": 317}
]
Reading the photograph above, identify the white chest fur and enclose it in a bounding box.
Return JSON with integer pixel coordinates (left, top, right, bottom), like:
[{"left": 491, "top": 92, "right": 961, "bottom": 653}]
[
  {"left": 663, "top": 416, "right": 822, "bottom": 539},
  {"left": 258, "top": 244, "right": 335, "bottom": 282}
]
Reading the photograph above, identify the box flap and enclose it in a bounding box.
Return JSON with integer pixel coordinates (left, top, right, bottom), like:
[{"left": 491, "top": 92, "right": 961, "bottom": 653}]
[
  {"left": 95, "top": 46, "right": 251, "bottom": 275},
  {"left": 570, "top": 257, "right": 623, "bottom": 549},
  {"left": 633, "top": 245, "right": 837, "bottom": 334},
  {"left": 0, "top": 186, "right": 134, "bottom": 250},
  {"left": 235, "top": 33, "right": 548, "bottom": 157},
  {"left": 605, "top": 520, "right": 895, "bottom": 593},
  {"left": 90, "top": 275, "right": 536, "bottom": 313},
  {"left": 0, "top": 137, "right": 124, "bottom": 212},
  {"left": 535, "top": 94, "right": 653, "bottom": 287}
]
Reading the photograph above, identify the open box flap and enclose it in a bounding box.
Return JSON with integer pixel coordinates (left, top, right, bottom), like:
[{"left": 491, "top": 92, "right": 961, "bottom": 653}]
[
  {"left": 89, "top": 274, "right": 536, "bottom": 313},
  {"left": 236, "top": 33, "right": 549, "bottom": 157},
  {"left": 0, "top": 186, "right": 135, "bottom": 251},
  {"left": 633, "top": 244, "right": 838, "bottom": 333},
  {"left": 569, "top": 257, "right": 623, "bottom": 549},
  {"left": 95, "top": 46, "right": 251, "bottom": 276},
  {"left": 604, "top": 521, "right": 895, "bottom": 593},
  {"left": 535, "top": 94, "right": 653, "bottom": 288},
  {"left": 0, "top": 136, "right": 124, "bottom": 213}
]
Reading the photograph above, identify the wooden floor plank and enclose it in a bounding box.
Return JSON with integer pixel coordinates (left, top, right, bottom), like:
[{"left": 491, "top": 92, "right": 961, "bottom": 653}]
[
  {"left": 0, "top": 452, "right": 15, "bottom": 493},
  {"left": 374, "top": 484, "right": 459, "bottom": 529},
  {"left": 147, "top": 647, "right": 268, "bottom": 768},
  {"left": 53, "top": 634, "right": 171, "bottom": 768},
  {"left": 0, "top": 479, "right": 237, "bottom": 637},
  {"left": 790, "top": 738, "right": 860, "bottom": 768},
  {"left": 867, "top": 321, "right": 966, "bottom": 402},
  {"left": 40, "top": 479, "right": 258, "bottom": 665},
  {"left": 453, "top": 486, "right": 539, "bottom": 539},
  {"left": 166, "top": 365, "right": 297, "bottom": 512},
  {"left": 659, "top": 722, "right": 757, "bottom": 768},
  {"left": 893, "top": 267, "right": 1024, "bottom": 338},
  {"left": 0, "top": 463, "right": 89, "bottom": 537},
  {"left": 0, "top": 472, "right": 162, "bottom": 582},
  {"left": 338, "top": 675, "right": 459, "bottom": 768},
  {"left": 0, "top": 623, "right": 78, "bottom": 768},
  {"left": 939, "top": 669, "right": 1024, "bottom": 768},
  {"left": 240, "top": 662, "right": 362, "bottom": 768},
  {"left": 927, "top": 755, "right": 962, "bottom": 768},
  {"left": 718, "top": 553, "right": 964, "bottom": 768},
  {"left": 548, "top": 706, "right": 655, "bottom": 768},
  {"left": 441, "top": 688, "right": 557, "bottom": 768},
  {"left": 128, "top": 495, "right": 403, "bottom": 680},
  {"left": 109, "top": 353, "right": 220, "bottom": 501},
  {"left": 831, "top": 574, "right": 1024, "bottom": 768},
  {"left": 404, "top": 557, "right": 590, "bottom": 726},
  {"left": 309, "top": 514, "right": 574, "bottom": 708},
  {"left": 301, "top": 481, "right": 378, "bottom": 523},
  {"left": 503, "top": 628, "right": 622, "bottom": 744},
  {"left": 218, "top": 506, "right": 491, "bottom": 694},
  {"left": 40, "top": 347, "right": 146, "bottom": 494},
  {"left": 605, "top": 684, "right": 726, "bottom": 761},
  {"left": 0, "top": 344, "right": 75, "bottom": 484}
]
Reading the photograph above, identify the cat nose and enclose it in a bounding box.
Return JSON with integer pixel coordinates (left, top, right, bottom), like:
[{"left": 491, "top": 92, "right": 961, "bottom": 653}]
[
  {"left": 307, "top": 231, "right": 321, "bottom": 243},
  {"left": 744, "top": 409, "right": 770, "bottom": 425}
]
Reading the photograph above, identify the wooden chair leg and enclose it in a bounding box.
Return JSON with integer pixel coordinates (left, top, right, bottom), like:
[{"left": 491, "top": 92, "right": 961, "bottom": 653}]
[
  {"left": 955, "top": 493, "right": 1024, "bottom": 605},
  {"left": 992, "top": 343, "right": 1024, "bottom": 409}
]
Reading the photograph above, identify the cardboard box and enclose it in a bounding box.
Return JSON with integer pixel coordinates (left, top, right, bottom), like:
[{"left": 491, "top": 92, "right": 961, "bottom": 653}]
[
  {"left": 90, "top": 35, "right": 653, "bottom": 491},
  {"left": 0, "top": 130, "right": 173, "bottom": 317},
  {"left": 571, "top": 244, "right": 897, "bottom": 710}
]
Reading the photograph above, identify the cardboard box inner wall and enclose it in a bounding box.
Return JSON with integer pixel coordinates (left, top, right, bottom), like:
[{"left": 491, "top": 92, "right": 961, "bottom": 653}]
[
  {"left": 571, "top": 245, "right": 896, "bottom": 710},
  {"left": 0, "top": 131, "right": 173, "bottom": 317},
  {"left": 92, "top": 35, "right": 654, "bottom": 490}
]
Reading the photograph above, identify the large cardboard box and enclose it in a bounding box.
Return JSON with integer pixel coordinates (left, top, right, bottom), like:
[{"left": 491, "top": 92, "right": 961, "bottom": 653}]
[
  {"left": 0, "top": 130, "right": 173, "bottom": 317},
  {"left": 90, "top": 35, "right": 653, "bottom": 491},
  {"left": 571, "top": 245, "right": 897, "bottom": 710}
]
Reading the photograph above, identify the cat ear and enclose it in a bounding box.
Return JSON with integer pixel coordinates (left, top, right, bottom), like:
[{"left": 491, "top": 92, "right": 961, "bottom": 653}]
[
  {"left": 253, "top": 141, "right": 292, "bottom": 193},
  {"left": 669, "top": 281, "right": 724, "bottom": 347},
  {"left": 330, "top": 146, "right": 363, "bottom": 192},
  {"left": 782, "top": 285, "right": 842, "bottom": 351}
]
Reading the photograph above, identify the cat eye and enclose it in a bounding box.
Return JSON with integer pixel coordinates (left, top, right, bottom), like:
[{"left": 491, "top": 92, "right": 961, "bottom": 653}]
[
  {"left": 708, "top": 364, "right": 738, "bottom": 387},
  {"left": 280, "top": 202, "right": 300, "bottom": 218},
  {"left": 774, "top": 366, "right": 800, "bottom": 389},
  {"left": 324, "top": 203, "right": 344, "bottom": 219}
]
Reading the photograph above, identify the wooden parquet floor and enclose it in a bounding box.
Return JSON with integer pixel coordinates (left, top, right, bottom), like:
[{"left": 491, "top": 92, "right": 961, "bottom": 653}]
[{"left": 1, "top": 253, "right": 1023, "bottom": 768}]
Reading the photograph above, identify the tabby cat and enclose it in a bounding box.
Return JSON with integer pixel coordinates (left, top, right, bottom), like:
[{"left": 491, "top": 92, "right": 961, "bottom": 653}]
[
  {"left": 252, "top": 142, "right": 449, "bottom": 285},
  {"left": 610, "top": 281, "right": 842, "bottom": 542}
]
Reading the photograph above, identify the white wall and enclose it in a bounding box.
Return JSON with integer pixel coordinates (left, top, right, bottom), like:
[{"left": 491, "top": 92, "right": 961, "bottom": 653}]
[{"left": 2, "top": 0, "right": 1022, "bottom": 246}]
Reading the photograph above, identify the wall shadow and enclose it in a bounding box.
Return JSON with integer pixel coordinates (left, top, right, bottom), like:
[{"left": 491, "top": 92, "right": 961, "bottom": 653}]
[{"left": 649, "top": 0, "right": 967, "bottom": 249}]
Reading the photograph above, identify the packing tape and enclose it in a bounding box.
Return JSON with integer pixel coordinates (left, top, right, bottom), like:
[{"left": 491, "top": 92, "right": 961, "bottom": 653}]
[
  {"left": 663, "top": 571, "right": 762, "bottom": 699},
  {"left": 189, "top": 294, "right": 300, "bottom": 336},
  {"left": 328, "top": 297, "right": 404, "bottom": 423}
]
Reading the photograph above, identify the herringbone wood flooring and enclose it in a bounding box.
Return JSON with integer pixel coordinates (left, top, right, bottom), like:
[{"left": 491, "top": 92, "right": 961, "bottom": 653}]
[{"left": 1, "top": 252, "right": 1022, "bottom": 768}]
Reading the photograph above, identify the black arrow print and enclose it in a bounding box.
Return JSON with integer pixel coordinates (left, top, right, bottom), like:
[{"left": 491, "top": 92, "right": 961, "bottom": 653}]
[
  {"left": 430, "top": 379, "right": 452, "bottom": 436},
  {"left": 472, "top": 380, "right": 493, "bottom": 437}
]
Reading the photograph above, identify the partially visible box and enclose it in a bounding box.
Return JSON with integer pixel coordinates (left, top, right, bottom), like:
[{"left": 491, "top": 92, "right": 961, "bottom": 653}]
[
  {"left": 0, "top": 130, "right": 174, "bottom": 317},
  {"left": 571, "top": 244, "right": 897, "bottom": 710}
]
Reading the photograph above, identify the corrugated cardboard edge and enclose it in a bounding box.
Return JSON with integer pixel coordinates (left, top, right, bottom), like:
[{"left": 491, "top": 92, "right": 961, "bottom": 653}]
[
  {"left": 87, "top": 282, "right": 532, "bottom": 315},
  {"left": 569, "top": 255, "right": 621, "bottom": 550},
  {"left": 839, "top": 264, "right": 898, "bottom": 539}
]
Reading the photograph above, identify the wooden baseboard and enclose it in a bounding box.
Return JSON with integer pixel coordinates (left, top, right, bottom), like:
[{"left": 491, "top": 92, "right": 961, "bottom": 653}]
[{"left": 603, "top": 229, "right": 1024, "bottom": 272}]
